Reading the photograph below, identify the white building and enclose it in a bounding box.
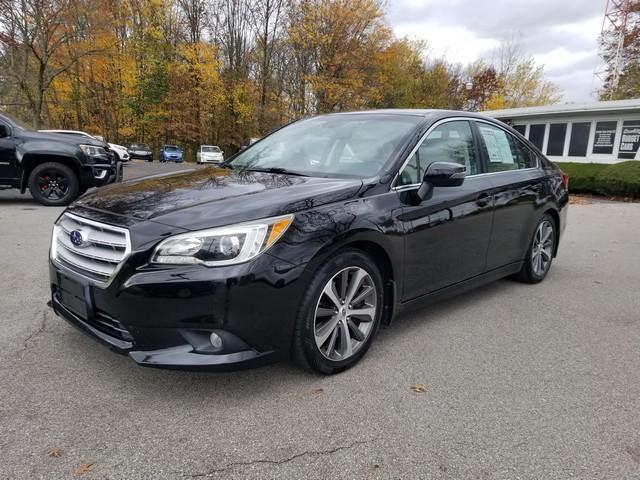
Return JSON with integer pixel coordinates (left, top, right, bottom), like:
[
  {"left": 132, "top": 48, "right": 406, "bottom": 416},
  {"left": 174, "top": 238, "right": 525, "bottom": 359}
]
[{"left": 484, "top": 99, "right": 640, "bottom": 164}]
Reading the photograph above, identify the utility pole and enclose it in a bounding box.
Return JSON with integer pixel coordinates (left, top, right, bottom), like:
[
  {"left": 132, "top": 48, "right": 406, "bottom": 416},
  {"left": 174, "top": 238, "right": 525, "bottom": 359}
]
[{"left": 593, "top": 0, "right": 632, "bottom": 99}]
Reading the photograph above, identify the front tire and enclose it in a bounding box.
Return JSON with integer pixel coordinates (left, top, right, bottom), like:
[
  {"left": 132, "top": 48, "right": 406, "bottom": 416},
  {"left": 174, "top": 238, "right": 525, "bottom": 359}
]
[
  {"left": 28, "top": 162, "right": 80, "bottom": 206},
  {"left": 513, "top": 214, "right": 556, "bottom": 284},
  {"left": 293, "top": 249, "right": 384, "bottom": 374}
]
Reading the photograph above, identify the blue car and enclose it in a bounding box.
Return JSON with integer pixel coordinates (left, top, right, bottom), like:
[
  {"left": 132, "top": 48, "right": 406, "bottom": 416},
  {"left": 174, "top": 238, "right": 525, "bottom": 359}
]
[{"left": 160, "top": 145, "right": 183, "bottom": 163}]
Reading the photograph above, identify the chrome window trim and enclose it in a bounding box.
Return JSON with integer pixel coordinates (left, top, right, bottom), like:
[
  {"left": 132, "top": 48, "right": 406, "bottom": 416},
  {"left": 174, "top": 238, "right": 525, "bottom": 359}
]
[
  {"left": 51, "top": 212, "right": 132, "bottom": 289},
  {"left": 391, "top": 116, "right": 540, "bottom": 190}
]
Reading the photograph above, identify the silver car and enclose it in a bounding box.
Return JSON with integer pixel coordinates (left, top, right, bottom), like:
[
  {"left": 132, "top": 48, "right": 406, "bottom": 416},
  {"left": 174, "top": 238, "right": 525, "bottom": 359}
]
[{"left": 197, "top": 145, "right": 224, "bottom": 164}]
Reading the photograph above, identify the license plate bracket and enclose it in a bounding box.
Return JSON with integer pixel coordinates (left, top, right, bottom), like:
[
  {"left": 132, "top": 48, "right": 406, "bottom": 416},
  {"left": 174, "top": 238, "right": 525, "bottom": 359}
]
[{"left": 57, "top": 274, "right": 89, "bottom": 319}]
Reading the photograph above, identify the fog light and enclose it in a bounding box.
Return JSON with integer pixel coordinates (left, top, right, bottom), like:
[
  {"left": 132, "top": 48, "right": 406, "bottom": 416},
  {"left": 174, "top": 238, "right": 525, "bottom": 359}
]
[{"left": 209, "top": 332, "right": 223, "bottom": 350}]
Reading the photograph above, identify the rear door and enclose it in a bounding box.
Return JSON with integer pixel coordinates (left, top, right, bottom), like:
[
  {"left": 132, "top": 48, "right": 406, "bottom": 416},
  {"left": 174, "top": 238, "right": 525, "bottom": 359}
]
[
  {"left": 473, "top": 120, "right": 546, "bottom": 270},
  {"left": 396, "top": 119, "right": 494, "bottom": 301}
]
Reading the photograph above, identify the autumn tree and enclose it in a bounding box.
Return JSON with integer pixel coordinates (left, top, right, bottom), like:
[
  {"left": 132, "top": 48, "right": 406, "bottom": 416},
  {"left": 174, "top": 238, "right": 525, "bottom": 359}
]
[
  {"left": 0, "top": 0, "right": 103, "bottom": 127},
  {"left": 479, "top": 39, "right": 561, "bottom": 110},
  {"left": 0, "top": 0, "right": 563, "bottom": 152},
  {"left": 288, "top": 0, "right": 393, "bottom": 113}
]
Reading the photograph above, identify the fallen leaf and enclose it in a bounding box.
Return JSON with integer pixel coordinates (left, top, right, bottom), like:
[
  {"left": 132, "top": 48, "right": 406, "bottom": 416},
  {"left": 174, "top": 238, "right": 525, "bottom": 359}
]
[
  {"left": 410, "top": 383, "right": 427, "bottom": 393},
  {"left": 73, "top": 463, "right": 94, "bottom": 476},
  {"left": 48, "top": 447, "right": 62, "bottom": 458},
  {"left": 569, "top": 195, "right": 592, "bottom": 205},
  {"left": 309, "top": 387, "right": 324, "bottom": 396}
]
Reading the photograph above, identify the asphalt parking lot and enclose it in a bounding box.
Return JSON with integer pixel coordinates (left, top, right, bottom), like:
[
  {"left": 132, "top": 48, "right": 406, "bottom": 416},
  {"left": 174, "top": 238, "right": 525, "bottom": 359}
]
[{"left": 1, "top": 161, "right": 639, "bottom": 479}]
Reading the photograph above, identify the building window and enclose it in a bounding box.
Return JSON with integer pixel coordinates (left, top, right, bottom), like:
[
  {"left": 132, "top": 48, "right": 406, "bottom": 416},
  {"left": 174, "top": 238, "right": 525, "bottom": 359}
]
[
  {"left": 618, "top": 120, "right": 640, "bottom": 159},
  {"left": 568, "top": 122, "right": 591, "bottom": 157},
  {"left": 512, "top": 125, "right": 526, "bottom": 136},
  {"left": 528, "top": 124, "right": 546, "bottom": 150},
  {"left": 546, "top": 123, "right": 567, "bottom": 156},
  {"left": 592, "top": 121, "right": 617, "bottom": 154}
]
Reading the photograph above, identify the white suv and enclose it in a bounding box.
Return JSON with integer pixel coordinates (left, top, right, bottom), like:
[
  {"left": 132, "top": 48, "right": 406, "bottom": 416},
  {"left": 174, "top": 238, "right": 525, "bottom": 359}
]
[{"left": 196, "top": 145, "right": 224, "bottom": 164}]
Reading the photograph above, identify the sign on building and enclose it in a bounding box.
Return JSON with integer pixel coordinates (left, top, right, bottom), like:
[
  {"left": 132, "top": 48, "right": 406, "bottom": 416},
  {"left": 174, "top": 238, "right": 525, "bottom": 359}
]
[
  {"left": 618, "top": 120, "right": 640, "bottom": 160},
  {"left": 592, "top": 121, "right": 617, "bottom": 155}
]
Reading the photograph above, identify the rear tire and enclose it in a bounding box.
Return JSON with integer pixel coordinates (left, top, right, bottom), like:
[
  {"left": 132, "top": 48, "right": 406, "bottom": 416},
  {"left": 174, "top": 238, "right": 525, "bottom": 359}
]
[
  {"left": 513, "top": 213, "right": 556, "bottom": 284},
  {"left": 28, "top": 162, "right": 80, "bottom": 206},
  {"left": 293, "top": 249, "right": 384, "bottom": 374}
]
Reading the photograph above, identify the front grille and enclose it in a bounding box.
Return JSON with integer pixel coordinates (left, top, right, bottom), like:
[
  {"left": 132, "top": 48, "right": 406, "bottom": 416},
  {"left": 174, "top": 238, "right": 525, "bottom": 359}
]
[{"left": 53, "top": 213, "right": 131, "bottom": 287}]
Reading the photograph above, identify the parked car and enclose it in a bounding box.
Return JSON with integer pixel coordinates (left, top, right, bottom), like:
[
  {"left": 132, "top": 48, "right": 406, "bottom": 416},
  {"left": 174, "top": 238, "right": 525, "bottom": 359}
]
[
  {"left": 160, "top": 145, "right": 183, "bottom": 162},
  {"left": 48, "top": 110, "right": 568, "bottom": 373},
  {"left": 196, "top": 145, "right": 224, "bottom": 164},
  {"left": 1, "top": 115, "right": 121, "bottom": 206},
  {"left": 128, "top": 143, "right": 153, "bottom": 162},
  {"left": 39, "top": 129, "right": 130, "bottom": 162},
  {"left": 240, "top": 137, "right": 261, "bottom": 151}
]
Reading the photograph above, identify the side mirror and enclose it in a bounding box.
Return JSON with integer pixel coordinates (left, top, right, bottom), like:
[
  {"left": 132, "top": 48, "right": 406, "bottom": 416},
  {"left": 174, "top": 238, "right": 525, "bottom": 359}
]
[
  {"left": 0, "top": 124, "right": 10, "bottom": 138},
  {"left": 415, "top": 162, "right": 465, "bottom": 201}
]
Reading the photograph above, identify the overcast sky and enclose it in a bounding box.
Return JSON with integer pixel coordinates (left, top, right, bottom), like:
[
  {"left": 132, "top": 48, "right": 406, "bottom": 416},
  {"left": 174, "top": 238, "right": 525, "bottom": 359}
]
[{"left": 387, "top": 0, "right": 605, "bottom": 104}]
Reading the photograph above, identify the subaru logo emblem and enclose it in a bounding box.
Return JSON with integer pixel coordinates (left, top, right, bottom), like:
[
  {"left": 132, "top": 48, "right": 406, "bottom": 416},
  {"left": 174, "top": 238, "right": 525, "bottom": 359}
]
[{"left": 69, "top": 229, "right": 87, "bottom": 247}]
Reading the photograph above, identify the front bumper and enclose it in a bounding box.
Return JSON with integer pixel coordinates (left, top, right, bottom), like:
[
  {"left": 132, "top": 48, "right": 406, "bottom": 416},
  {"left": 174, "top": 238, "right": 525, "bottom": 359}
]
[
  {"left": 130, "top": 153, "right": 153, "bottom": 160},
  {"left": 200, "top": 157, "right": 224, "bottom": 164},
  {"left": 80, "top": 161, "right": 121, "bottom": 188},
  {"left": 49, "top": 252, "right": 308, "bottom": 370}
]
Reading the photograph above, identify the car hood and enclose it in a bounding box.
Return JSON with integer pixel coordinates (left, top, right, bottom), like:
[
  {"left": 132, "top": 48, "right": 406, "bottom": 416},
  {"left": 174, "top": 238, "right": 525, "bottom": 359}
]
[
  {"left": 20, "top": 130, "right": 106, "bottom": 147},
  {"left": 72, "top": 167, "right": 363, "bottom": 230}
]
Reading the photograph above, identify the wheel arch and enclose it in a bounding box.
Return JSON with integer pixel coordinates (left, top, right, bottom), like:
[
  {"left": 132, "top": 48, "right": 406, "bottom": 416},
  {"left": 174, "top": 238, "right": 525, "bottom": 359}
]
[
  {"left": 543, "top": 207, "right": 561, "bottom": 257},
  {"left": 302, "top": 230, "right": 400, "bottom": 326},
  {"left": 20, "top": 154, "right": 81, "bottom": 193}
]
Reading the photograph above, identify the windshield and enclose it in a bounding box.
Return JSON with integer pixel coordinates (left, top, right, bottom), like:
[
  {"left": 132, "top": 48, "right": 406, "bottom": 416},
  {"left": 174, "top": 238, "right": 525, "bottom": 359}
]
[
  {"left": 201, "top": 146, "right": 221, "bottom": 152},
  {"left": 165, "top": 146, "right": 179, "bottom": 152},
  {"left": 131, "top": 143, "right": 150, "bottom": 149},
  {"left": 230, "top": 114, "right": 422, "bottom": 177}
]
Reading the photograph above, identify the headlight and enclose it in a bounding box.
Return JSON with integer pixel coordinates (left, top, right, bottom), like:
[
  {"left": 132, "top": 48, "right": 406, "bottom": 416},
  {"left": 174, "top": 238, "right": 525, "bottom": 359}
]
[
  {"left": 80, "top": 144, "right": 109, "bottom": 158},
  {"left": 151, "top": 214, "right": 294, "bottom": 266}
]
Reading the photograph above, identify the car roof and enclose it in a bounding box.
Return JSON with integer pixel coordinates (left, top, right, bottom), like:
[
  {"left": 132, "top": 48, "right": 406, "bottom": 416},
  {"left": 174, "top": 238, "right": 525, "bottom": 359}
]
[{"left": 324, "top": 108, "right": 499, "bottom": 121}]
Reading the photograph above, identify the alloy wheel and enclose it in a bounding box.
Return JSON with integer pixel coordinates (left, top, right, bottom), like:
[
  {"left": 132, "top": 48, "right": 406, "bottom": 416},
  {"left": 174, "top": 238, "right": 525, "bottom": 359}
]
[
  {"left": 313, "top": 266, "right": 377, "bottom": 361},
  {"left": 531, "top": 220, "right": 554, "bottom": 276},
  {"left": 37, "top": 170, "right": 69, "bottom": 200}
]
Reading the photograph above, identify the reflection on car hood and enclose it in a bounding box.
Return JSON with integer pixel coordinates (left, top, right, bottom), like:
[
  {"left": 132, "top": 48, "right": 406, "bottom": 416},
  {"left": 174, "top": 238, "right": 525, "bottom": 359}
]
[{"left": 72, "top": 167, "right": 363, "bottom": 230}]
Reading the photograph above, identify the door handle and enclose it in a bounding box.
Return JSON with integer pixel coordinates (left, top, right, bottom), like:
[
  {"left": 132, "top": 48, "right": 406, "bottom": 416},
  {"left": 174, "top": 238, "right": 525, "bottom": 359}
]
[{"left": 476, "top": 193, "right": 491, "bottom": 207}]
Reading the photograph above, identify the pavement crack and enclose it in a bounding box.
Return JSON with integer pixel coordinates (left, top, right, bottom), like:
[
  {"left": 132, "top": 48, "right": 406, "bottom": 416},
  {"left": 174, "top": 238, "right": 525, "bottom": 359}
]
[
  {"left": 16, "top": 308, "right": 49, "bottom": 357},
  {"left": 184, "top": 438, "right": 376, "bottom": 477}
]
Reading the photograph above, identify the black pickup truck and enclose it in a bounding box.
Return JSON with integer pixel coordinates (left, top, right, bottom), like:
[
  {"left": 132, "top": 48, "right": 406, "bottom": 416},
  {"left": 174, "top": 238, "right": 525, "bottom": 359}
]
[{"left": 0, "top": 113, "right": 122, "bottom": 206}]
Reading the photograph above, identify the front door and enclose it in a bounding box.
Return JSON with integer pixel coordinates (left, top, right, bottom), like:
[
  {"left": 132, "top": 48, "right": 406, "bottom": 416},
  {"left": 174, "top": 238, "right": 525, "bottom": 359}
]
[
  {"left": 396, "top": 119, "right": 494, "bottom": 301},
  {"left": 0, "top": 121, "right": 17, "bottom": 180}
]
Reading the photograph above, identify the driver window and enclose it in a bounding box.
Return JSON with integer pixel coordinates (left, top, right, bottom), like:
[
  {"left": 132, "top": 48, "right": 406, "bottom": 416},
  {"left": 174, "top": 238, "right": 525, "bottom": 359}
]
[{"left": 397, "top": 120, "right": 478, "bottom": 186}]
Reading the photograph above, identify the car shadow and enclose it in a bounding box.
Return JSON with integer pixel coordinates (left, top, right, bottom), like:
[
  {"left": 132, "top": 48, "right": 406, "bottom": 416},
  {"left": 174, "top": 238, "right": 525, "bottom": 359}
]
[
  {"left": 52, "top": 277, "right": 532, "bottom": 401},
  {"left": 377, "top": 277, "right": 516, "bottom": 342}
]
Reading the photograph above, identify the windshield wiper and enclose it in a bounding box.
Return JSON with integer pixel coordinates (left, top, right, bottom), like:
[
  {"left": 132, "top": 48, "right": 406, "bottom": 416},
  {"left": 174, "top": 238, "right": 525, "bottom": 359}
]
[{"left": 242, "top": 167, "right": 308, "bottom": 177}]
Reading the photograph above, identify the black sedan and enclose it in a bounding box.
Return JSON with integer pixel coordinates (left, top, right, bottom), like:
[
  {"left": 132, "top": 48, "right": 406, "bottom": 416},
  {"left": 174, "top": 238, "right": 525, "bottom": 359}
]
[
  {"left": 128, "top": 143, "right": 153, "bottom": 161},
  {"left": 48, "top": 110, "right": 568, "bottom": 374}
]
